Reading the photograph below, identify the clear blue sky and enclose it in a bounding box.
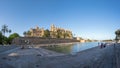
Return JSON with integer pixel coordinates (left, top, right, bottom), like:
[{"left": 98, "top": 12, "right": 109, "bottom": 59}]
[{"left": 0, "top": 0, "right": 120, "bottom": 40}]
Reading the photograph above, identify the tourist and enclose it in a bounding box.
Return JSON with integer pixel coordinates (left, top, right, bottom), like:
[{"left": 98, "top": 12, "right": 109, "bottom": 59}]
[
  {"left": 114, "top": 43, "right": 115, "bottom": 48},
  {"left": 100, "top": 43, "right": 103, "bottom": 48}
]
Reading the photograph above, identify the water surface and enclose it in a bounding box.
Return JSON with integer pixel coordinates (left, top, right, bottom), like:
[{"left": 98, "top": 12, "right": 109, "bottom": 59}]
[{"left": 43, "top": 42, "right": 98, "bottom": 54}]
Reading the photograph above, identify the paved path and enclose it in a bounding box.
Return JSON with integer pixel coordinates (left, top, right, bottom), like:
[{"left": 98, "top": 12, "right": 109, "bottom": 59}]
[
  {"left": 0, "top": 44, "right": 120, "bottom": 68},
  {"left": 0, "top": 45, "right": 18, "bottom": 53},
  {"left": 0, "top": 47, "right": 20, "bottom": 55},
  {"left": 114, "top": 44, "right": 120, "bottom": 68},
  {"left": 35, "top": 45, "right": 115, "bottom": 68}
]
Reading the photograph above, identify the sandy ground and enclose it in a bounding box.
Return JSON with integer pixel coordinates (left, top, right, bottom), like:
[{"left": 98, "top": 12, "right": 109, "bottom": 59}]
[{"left": 0, "top": 43, "right": 120, "bottom": 68}]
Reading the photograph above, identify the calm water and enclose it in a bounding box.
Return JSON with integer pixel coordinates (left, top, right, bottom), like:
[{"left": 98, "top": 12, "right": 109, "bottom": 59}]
[{"left": 43, "top": 42, "right": 99, "bottom": 54}]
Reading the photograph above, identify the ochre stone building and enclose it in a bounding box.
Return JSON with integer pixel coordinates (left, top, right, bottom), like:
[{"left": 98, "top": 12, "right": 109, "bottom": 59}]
[
  {"left": 30, "top": 26, "right": 44, "bottom": 37},
  {"left": 24, "top": 24, "right": 73, "bottom": 39}
]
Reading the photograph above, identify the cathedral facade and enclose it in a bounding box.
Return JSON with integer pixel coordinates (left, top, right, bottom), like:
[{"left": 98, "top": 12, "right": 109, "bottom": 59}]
[
  {"left": 30, "top": 26, "right": 44, "bottom": 37},
  {"left": 24, "top": 24, "right": 73, "bottom": 39},
  {"left": 50, "top": 24, "right": 73, "bottom": 39}
]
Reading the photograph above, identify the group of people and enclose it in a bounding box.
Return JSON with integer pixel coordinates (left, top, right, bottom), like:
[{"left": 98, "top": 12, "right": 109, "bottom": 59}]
[{"left": 98, "top": 43, "right": 107, "bottom": 48}]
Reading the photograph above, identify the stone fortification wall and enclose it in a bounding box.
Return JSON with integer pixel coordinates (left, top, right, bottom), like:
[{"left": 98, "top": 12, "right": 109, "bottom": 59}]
[{"left": 12, "top": 37, "right": 79, "bottom": 45}]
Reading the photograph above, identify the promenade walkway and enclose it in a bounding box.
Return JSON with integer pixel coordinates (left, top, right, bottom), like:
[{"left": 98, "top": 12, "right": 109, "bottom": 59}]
[{"left": 0, "top": 44, "right": 120, "bottom": 68}]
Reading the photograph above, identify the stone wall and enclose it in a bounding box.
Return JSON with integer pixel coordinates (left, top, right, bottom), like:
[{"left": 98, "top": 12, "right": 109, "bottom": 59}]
[{"left": 12, "top": 37, "right": 79, "bottom": 45}]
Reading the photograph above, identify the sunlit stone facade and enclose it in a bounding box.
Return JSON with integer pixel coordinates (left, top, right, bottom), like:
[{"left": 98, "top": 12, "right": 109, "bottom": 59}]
[
  {"left": 29, "top": 26, "right": 44, "bottom": 37},
  {"left": 50, "top": 24, "right": 73, "bottom": 39},
  {"left": 25, "top": 24, "right": 73, "bottom": 39}
]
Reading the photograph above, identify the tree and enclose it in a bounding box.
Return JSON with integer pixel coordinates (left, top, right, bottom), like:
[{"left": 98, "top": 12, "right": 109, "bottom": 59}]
[
  {"left": 56, "top": 29, "right": 62, "bottom": 38},
  {"left": 3, "top": 36, "right": 8, "bottom": 44},
  {"left": 0, "top": 31, "right": 9, "bottom": 44},
  {"left": 23, "top": 31, "right": 27, "bottom": 36},
  {"left": 8, "top": 33, "right": 20, "bottom": 44},
  {"left": 115, "top": 29, "right": 120, "bottom": 36},
  {"left": 1, "top": 24, "right": 11, "bottom": 44},
  {"left": 23, "top": 31, "right": 31, "bottom": 37},
  {"left": 1, "top": 24, "right": 11, "bottom": 36},
  {"left": 27, "top": 31, "right": 31, "bottom": 35},
  {"left": 0, "top": 31, "right": 3, "bottom": 44},
  {"left": 115, "top": 29, "right": 120, "bottom": 43},
  {"left": 43, "top": 29, "right": 50, "bottom": 38}
]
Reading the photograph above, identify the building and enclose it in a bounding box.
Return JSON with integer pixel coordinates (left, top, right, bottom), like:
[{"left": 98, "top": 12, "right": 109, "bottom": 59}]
[
  {"left": 116, "top": 35, "right": 120, "bottom": 43},
  {"left": 76, "top": 37, "right": 85, "bottom": 42},
  {"left": 24, "top": 24, "right": 73, "bottom": 39},
  {"left": 24, "top": 26, "right": 44, "bottom": 37},
  {"left": 50, "top": 24, "right": 73, "bottom": 39}
]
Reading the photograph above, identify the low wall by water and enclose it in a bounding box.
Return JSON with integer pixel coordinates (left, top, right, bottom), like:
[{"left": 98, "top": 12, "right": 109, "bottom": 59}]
[{"left": 12, "top": 37, "right": 79, "bottom": 45}]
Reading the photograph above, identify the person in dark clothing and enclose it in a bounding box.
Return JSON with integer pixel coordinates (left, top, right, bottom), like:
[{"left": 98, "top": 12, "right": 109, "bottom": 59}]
[{"left": 100, "top": 43, "right": 103, "bottom": 48}]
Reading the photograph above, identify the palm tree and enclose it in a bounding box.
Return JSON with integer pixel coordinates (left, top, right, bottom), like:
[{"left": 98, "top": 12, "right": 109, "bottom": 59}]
[{"left": 1, "top": 24, "right": 11, "bottom": 44}]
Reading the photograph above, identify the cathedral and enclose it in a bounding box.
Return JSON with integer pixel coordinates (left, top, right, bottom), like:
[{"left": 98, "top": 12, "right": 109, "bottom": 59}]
[
  {"left": 30, "top": 26, "right": 44, "bottom": 37},
  {"left": 50, "top": 24, "right": 73, "bottom": 39},
  {"left": 24, "top": 24, "right": 73, "bottom": 39}
]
